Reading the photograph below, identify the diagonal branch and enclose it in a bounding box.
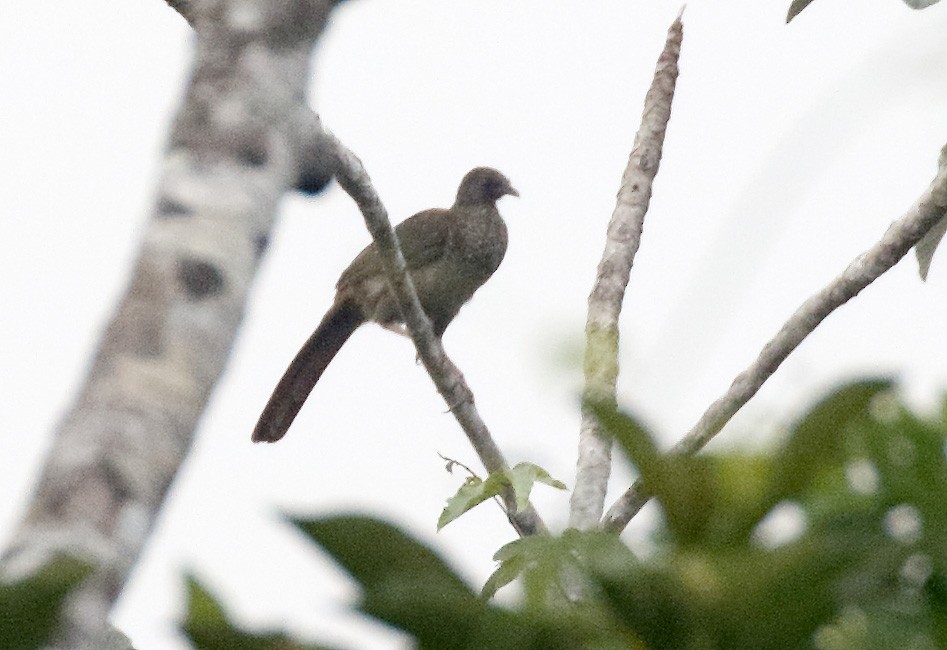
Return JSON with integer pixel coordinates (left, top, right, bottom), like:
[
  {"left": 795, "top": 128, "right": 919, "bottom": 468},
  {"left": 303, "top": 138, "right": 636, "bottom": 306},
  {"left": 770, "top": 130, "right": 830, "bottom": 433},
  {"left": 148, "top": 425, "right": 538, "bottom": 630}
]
[
  {"left": 568, "top": 9, "right": 684, "bottom": 531},
  {"left": 602, "top": 145, "right": 947, "bottom": 531},
  {"left": 328, "top": 133, "right": 548, "bottom": 538}
]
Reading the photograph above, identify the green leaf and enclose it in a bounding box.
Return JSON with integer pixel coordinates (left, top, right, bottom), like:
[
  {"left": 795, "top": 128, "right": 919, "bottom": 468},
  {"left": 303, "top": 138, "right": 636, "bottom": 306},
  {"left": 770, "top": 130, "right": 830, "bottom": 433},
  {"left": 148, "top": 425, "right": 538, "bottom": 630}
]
[
  {"left": 483, "top": 533, "right": 584, "bottom": 601},
  {"left": 771, "top": 378, "right": 892, "bottom": 501},
  {"left": 482, "top": 548, "right": 529, "bottom": 599},
  {"left": 586, "top": 401, "right": 661, "bottom": 480},
  {"left": 293, "top": 515, "right": 473, "bottom": 598},
  {"left": 182, "top": 575, "right": 332, "bottom": 650},
  {"left": 297, "top": 517, "right": 631, "bottom": 648},
  {"left": 438, "top": 475, "right": 504, "bottom": 530},
  {"left": 506, "top": 463, "right": 567, "bottom": 511},
  {"left": 491, "top": 536, "right": 578, "bottom": 609},
  {"left": 588, "top": 401, "right": 716, "bottom": 545},
  {"left": 0, "top": 555, "right": 92, "bottom": 650},
  {"left": 696, "top": 454, "right": 776, "bottom": 546},
  {"left": 182, "top": 379, "right": 947, "bottom": 649},
  {"left": 438, "top": 464, "right": 565, "bottom": 530},
  {"left": 927, "top": 570, "right": 947, "bottom": 647},
  {"left": 360, "top": 577, "right": 488, "bottom": 649},
  {"left": 587, "top": 554, "right": 688, "bottom": 649},
  {"left": 365, "top": 573, "right": 625, "bottom": 650},
  {"left": 485, "top": 530, "right": 642, "bottom": 611}
]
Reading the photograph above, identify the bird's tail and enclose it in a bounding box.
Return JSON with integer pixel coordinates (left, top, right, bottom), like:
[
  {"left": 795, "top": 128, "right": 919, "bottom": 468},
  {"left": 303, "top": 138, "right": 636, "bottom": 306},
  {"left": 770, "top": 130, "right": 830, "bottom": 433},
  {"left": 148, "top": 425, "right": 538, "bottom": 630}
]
[{"left": 252, "top": 299, "right": 364, "bottom": 443}]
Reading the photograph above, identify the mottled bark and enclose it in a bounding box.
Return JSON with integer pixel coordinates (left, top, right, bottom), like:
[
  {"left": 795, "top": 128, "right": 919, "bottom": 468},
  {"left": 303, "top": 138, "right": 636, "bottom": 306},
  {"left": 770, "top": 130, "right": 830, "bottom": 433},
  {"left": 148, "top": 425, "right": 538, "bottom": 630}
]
[
  {"left": 569, "top": 11, "right": 683, "bottom": 531},
  {"left": 0, "top": 1, "right": 341, "bottom": 647}
]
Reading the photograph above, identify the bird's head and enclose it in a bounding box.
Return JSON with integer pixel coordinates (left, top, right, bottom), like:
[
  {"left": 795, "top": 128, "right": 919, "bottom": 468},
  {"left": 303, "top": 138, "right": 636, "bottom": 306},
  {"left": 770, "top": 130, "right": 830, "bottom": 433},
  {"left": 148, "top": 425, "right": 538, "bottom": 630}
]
[{"left": 455, "top": 167, "right": 519, "bottom": 206}]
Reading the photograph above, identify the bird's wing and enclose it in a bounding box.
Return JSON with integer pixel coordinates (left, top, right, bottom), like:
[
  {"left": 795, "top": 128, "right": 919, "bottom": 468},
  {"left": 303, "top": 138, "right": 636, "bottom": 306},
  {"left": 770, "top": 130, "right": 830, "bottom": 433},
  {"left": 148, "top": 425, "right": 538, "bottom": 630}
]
[{"left": 337, "top": 209, "right": 451, "bottom": 289}]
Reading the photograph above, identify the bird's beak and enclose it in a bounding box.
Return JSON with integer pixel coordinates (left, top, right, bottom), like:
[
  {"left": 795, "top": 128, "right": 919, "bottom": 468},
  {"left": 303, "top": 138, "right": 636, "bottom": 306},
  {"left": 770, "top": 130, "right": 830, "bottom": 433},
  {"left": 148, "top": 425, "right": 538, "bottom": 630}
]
[{"left": 507, "top": 185, "right": 520, "bottom": 198}]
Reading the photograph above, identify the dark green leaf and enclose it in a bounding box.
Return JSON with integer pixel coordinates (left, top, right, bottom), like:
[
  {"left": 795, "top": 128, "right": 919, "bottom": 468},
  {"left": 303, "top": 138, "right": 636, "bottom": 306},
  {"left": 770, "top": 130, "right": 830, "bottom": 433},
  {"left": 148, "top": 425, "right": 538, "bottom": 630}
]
[
  {"left": 293, "top": 515, "right": 473, "bottom": 598},
  {"left": 771, "top": 378, "right": 892, "bottom": 501},
  {"left": 928, "top": 571, "right": 947, "bottom": 647},
  {"left": 359, "top": 577, "right": 486, "bottom": 649},
  {"left": 588, "top": 401, "right": 719, "bottom": 545},
  {"left": 182, "top": 575, "right": 332, "bottom": 650},
  {"left": 586, "top": 401, "right": 660, "bottom": 480},
  {"left": 0, "top": 555, "right": 92, "bottom": 650}
]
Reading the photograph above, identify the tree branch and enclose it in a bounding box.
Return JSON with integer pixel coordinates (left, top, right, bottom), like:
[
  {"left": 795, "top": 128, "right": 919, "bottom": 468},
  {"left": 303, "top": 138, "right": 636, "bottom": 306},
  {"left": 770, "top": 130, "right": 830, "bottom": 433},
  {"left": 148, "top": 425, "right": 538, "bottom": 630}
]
[
  {"left": 0, "top": 1, "right": 340, "bottom": 646},
  {"left": 602, "top": 144, "right": 947, "bottom": 531},
  {"left": 328, "top": 133, "right": 548, "bottom": 538},
  {"left": 569, "top": 9, "right": 684, "bottom": 531}
]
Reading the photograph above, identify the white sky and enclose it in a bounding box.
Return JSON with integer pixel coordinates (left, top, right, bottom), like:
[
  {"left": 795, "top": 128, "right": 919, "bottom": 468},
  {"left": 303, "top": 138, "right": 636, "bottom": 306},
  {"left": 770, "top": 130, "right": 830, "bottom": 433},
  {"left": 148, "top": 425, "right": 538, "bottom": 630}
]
[{"left": 3, "top": 1, "right": 947, "bottom": 648}]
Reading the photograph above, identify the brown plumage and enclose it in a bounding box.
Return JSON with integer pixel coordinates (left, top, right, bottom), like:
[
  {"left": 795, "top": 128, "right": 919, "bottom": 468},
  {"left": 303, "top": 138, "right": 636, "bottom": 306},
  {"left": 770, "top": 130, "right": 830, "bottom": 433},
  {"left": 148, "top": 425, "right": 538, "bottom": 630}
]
[{"left": 252, "top": 167, "right": 518, "bottom": 443}]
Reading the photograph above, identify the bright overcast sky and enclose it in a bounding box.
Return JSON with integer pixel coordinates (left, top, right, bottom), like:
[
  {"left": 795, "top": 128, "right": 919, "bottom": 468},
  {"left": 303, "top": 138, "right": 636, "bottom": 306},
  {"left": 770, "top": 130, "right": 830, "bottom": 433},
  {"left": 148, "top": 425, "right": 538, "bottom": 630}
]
[{"left": 3, "top": 1, "right": 947, "bottom": 648}]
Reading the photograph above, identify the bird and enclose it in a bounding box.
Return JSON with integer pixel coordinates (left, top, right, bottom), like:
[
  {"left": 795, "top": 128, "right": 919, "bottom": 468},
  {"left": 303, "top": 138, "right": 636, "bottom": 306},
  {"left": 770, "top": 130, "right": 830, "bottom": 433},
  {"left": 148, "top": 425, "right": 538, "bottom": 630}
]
[{"left": 252, "top": 166, "right": 518, "bottom": 443}]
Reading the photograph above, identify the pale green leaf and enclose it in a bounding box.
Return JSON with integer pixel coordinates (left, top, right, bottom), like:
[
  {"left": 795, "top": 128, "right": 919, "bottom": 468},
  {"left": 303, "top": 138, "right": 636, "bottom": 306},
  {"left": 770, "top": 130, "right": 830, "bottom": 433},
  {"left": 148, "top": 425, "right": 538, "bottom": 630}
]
[{"left": 437, "top": 476, "right": 503, "bottom": 530}]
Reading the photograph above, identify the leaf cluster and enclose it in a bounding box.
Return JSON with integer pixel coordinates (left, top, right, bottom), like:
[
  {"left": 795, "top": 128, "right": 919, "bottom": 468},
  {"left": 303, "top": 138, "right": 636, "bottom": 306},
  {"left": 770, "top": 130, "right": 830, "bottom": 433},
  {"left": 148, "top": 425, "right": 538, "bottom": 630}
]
[{"left": 179, "top": 379, "right": 947, "bottom": 649}]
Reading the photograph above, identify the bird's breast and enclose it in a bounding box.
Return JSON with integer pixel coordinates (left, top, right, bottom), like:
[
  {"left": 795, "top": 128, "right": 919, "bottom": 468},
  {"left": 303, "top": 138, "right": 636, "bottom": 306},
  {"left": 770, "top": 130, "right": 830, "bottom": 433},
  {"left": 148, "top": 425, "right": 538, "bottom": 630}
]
[{"left": 450, "top": 210, "right": 509, "bottom": 276}]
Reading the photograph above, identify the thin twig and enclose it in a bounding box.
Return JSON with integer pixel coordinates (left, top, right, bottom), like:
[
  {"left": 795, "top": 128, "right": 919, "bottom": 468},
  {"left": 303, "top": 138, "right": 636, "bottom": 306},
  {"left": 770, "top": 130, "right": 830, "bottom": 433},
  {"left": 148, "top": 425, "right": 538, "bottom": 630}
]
[
  {"left": 328, "top": 133, "right": 548, "bottom": 537},
  {"left": 437, "top": 452, "right": 481, "bottom": 480},
  {"left": 569, "top": 9, "right": 684, "bottom": 531},
  {"left": 602, "top": 146, "right": 947, "bottom": 531}
]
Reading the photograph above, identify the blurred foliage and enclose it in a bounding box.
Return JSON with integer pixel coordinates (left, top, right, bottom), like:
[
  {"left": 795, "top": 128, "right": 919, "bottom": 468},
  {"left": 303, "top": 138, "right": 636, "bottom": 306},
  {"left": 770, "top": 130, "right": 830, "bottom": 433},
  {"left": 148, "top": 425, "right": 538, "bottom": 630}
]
[
  {"left": 0, "top": 555, "right": 92, "bottom": 650},
  {"left": 181, "top": 378, "right": 947, "bottom": 648},
  {"left": 182, "top": 575, "right": 336, "bottom": 650}
]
